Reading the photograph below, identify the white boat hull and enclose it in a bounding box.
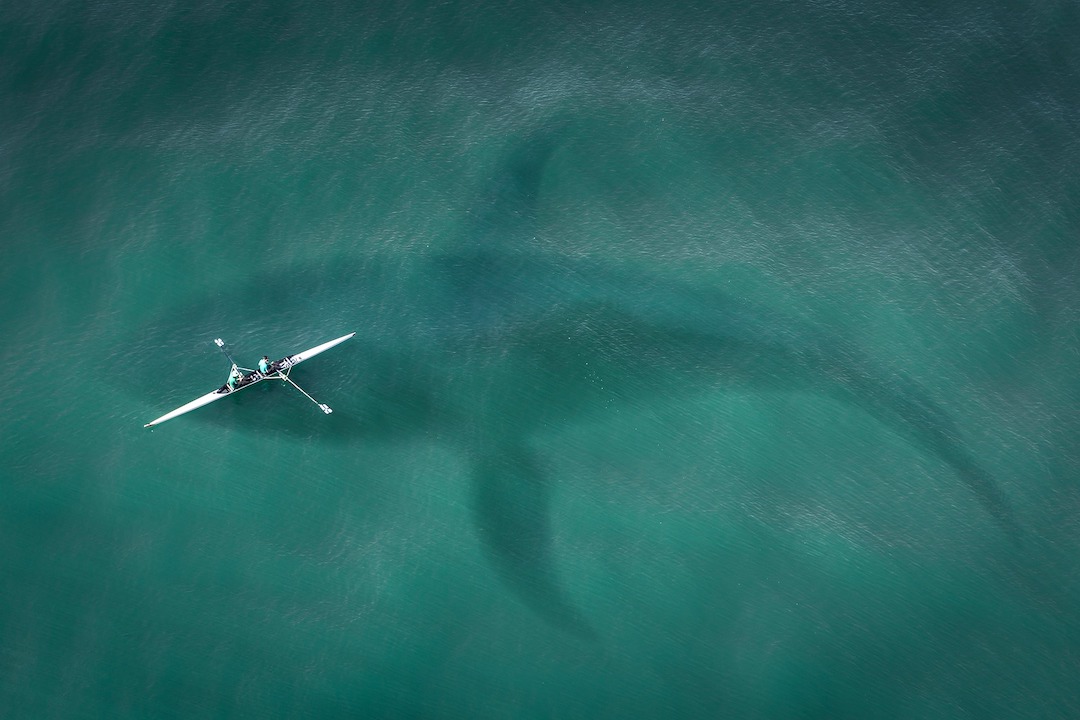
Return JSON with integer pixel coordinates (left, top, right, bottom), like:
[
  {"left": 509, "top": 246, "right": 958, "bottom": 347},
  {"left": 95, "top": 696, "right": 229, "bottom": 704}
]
[
  {"left": 144, "top": 333, "right": 354, "bottom": 428},
  {"left": 279, "top": 332, "right": 356, "bottom": 369}
]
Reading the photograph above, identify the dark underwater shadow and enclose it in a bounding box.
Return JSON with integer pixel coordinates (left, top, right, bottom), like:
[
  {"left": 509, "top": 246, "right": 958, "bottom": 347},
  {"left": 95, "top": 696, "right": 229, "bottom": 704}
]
[{"left": 128, "top": 126, "right": 1024, "bottom": 639}]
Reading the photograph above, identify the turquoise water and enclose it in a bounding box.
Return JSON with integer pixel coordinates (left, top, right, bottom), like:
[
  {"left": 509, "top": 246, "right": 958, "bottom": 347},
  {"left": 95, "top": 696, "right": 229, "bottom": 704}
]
[{"left": 3, "top": 2, "right": 1079, "bottom": 718}]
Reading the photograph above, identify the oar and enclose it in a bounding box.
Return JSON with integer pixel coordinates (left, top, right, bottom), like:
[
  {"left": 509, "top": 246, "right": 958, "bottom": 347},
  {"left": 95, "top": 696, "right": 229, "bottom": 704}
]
[
  {"left": 214, "top": 338, "right": 253, "bottom": 372},
  {"left": 278, "top": 373, "right": 333, "bottom": 415}
]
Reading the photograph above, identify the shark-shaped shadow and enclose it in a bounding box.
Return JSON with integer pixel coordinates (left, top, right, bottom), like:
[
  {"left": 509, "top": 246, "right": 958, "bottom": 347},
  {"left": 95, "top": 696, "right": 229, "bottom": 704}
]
[{"left": 132, "top": 128, "right": 1020, "bottom": 637}]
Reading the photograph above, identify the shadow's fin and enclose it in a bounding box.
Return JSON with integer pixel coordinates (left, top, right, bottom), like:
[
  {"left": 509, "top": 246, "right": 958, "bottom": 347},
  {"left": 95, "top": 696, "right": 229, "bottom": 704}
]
[{"left": 472, "top": 442, "right": 596, "bottom": 639}]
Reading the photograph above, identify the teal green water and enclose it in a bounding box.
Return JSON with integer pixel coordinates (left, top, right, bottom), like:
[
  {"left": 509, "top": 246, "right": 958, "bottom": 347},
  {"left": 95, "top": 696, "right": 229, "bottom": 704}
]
[{"left": 3, "top": 2, "right": 1080, "bottom": 718}]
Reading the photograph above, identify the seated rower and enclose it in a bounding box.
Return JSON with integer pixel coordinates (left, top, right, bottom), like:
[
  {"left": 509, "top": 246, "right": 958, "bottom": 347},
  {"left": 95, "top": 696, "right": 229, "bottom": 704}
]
[
  {"left": 227, "top": 366, "right": 243, "bottom": 391},
  {"left": 258, "top": 356, "right": 271, "bottom": 375}
]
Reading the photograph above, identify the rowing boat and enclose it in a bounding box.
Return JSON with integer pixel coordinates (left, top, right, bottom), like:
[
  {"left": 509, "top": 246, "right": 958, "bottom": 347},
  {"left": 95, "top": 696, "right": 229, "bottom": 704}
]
[{"left": 143, "top": 332, "right": 355, "bottom": 428}]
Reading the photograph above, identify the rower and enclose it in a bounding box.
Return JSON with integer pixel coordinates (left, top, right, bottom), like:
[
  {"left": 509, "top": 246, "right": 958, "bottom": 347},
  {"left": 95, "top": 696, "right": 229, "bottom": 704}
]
[
  {"left": 258, "top": 356, "right": 271, "bottom": 375},
  {"left": 227, "top": 366, "right": 243, "bottom": 391}
]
